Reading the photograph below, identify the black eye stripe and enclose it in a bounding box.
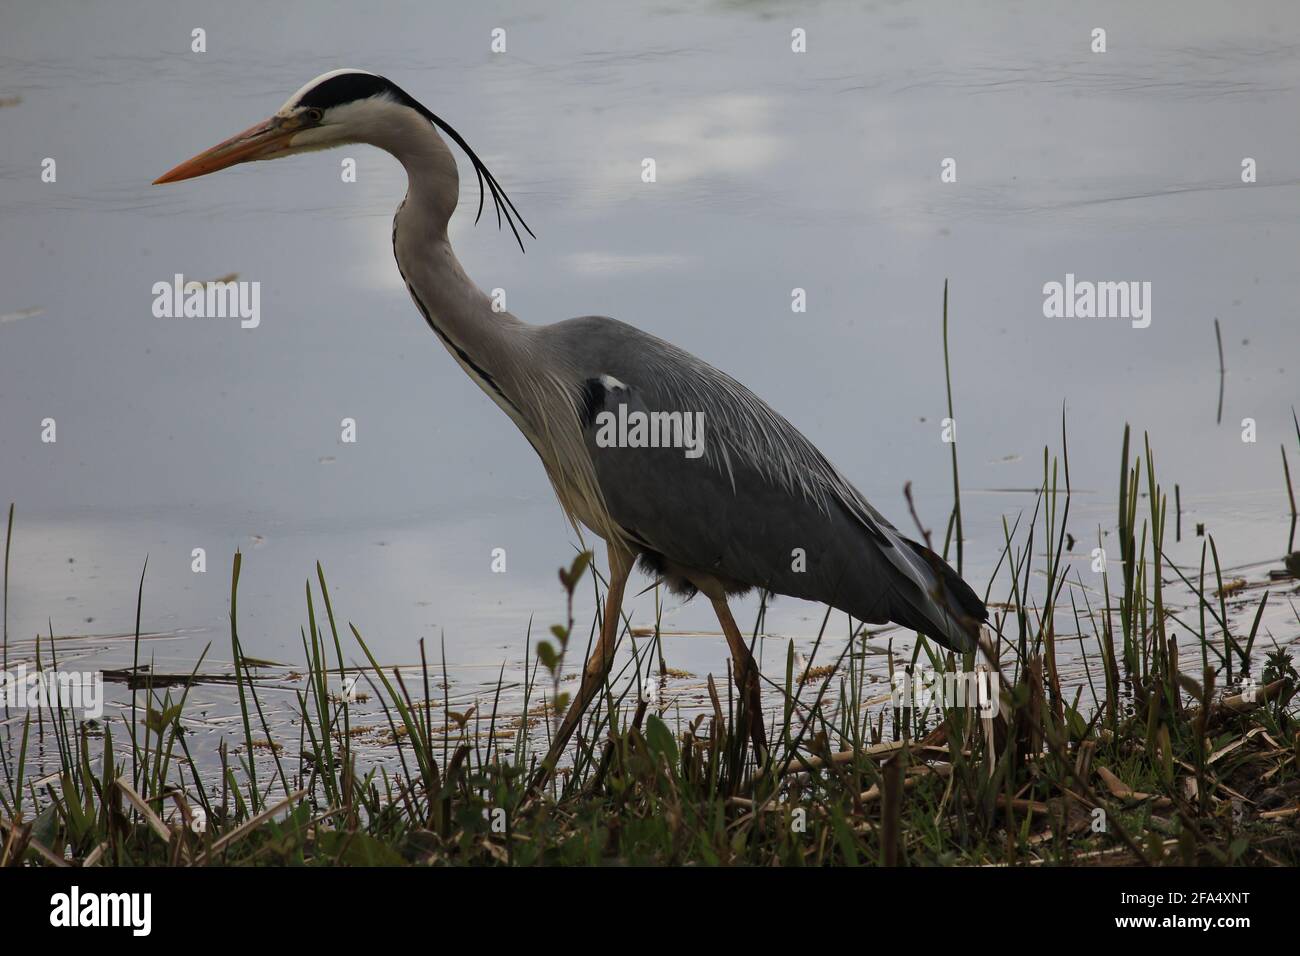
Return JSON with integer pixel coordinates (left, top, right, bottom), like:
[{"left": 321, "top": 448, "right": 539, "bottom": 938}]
[
  {"left": 296, "top": 72, "right": 396, "bottom": 111},
  {"left": 294, "top": 71, "right": 535, "bottom": 252}
]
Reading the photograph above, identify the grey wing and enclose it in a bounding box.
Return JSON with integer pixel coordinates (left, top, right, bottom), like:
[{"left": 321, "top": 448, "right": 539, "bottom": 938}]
[{"left": 550, "top": 316, "right": 985, "bottom": 652}]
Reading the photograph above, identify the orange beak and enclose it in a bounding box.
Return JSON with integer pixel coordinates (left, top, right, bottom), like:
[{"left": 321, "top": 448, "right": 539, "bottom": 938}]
[{"left": 153, "top": 116, "right": 298, "bottom": 185}]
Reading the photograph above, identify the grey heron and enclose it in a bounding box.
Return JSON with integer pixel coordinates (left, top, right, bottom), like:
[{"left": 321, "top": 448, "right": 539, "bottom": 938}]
[{"left": 154, "top": 69, "right": 987, "bottom": 775}]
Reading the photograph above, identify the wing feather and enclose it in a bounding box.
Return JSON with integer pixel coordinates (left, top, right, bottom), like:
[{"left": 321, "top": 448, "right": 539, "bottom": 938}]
[{"left": 542, "top": 316, "right": 985, "bottom": 651}]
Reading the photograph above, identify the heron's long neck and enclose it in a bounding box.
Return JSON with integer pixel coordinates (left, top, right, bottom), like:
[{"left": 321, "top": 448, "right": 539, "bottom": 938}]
[{"left": 384, "top": 115, "right": 532, "bottom": 423}]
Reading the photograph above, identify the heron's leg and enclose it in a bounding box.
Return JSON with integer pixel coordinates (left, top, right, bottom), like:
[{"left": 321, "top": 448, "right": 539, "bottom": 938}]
[
  {"left": 535, "top": 544, "right": 634, "bottom": 786},
  {"left": 708, "top": 595, "right": 769, "bottom": 758}
]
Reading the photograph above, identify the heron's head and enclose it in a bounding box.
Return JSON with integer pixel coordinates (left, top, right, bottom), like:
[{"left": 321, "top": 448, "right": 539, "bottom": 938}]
[
  {"left": 152, "top": 68, "right": 532, "bottom": 249},
  {"left": 152, "top": 70, "right": 408, "bottom": 184}
]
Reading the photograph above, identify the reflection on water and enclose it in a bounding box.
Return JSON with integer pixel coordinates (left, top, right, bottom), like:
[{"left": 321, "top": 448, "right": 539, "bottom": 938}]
[{"left": 1, "top": 1, "right": 1297, "bottom": 748}]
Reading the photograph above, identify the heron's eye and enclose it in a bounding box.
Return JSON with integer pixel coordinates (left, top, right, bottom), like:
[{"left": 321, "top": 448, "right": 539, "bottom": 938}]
[{"left": 305, "top": 108, "right": 324, "bottom": 123}]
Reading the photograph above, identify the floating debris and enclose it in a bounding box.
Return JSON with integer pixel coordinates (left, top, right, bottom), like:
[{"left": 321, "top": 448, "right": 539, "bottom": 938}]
[
  {"left": 799, "top": 664, "right": 836, "bottom": 685},
  {"left": 0, "top": 307, "right": 44, "bottom": 324}
]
